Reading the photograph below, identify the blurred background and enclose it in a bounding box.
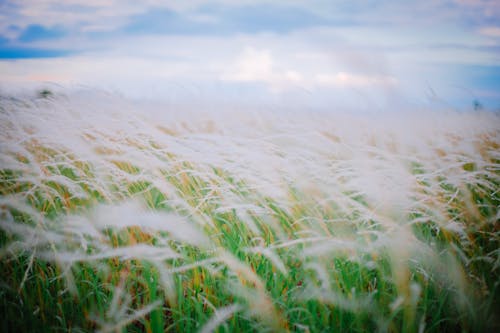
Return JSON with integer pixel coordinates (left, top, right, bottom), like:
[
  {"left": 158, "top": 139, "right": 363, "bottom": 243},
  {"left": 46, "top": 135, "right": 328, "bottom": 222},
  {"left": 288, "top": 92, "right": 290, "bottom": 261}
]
[{"left": 0, "top": 0, "right": 499, "bottom": 111}]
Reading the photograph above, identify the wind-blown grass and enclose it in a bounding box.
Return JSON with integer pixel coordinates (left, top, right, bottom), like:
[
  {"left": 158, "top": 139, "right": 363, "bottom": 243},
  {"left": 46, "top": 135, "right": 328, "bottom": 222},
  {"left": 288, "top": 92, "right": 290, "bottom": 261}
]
[{"left": 0, "top": 91, "right": 499, "bottom": 332}]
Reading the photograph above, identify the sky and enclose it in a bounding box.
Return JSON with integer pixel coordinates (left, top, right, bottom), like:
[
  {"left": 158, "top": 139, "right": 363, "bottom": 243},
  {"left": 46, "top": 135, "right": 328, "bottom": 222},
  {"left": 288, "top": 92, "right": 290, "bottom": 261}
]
[{"left": 0, "top": 0, "right": 499, "bottom": 111}]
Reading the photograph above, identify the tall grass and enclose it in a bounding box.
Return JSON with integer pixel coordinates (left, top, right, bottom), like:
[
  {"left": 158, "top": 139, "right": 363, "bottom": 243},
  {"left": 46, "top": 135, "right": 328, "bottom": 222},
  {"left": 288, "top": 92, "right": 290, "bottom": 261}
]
[{"left": 0, "top": 91, "right": 499, "bottom": 332}]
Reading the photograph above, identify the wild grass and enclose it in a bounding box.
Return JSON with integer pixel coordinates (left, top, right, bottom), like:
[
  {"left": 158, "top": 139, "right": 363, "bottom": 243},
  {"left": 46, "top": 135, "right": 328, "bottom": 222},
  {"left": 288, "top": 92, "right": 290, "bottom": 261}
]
[{"left": 0, "top": 91, "right": 499, "bottom": 332}]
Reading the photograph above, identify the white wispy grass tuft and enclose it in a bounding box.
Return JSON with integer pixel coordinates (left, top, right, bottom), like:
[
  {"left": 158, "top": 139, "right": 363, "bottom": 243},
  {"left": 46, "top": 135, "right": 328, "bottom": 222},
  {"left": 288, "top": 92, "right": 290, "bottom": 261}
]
[
  {"left": 0, "top": 90, "right": 498, "bottom": 331},
  {"left": 199, "top": 304, "right": 242, "bottom": 333}
]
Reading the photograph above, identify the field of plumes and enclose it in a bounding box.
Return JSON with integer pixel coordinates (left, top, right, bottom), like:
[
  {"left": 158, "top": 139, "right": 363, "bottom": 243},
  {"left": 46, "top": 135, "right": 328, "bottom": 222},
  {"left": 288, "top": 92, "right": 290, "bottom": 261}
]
[{"left": 0, "top": 91, "right": 499, "bottom": 332}]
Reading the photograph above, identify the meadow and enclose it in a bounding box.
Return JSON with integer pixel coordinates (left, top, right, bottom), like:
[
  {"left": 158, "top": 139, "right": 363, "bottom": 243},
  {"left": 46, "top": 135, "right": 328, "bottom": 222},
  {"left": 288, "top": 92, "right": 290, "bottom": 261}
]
[{"left": 0, "top": 90, "right": 499, "bottom": 332}]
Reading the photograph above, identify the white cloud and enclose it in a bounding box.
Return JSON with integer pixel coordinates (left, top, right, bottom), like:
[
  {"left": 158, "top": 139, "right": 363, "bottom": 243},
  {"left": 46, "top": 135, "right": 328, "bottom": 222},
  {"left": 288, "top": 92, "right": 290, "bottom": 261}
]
[
  {"left": 2, "top": 0, "right": 162, "bottom": 38},
  {"left": 221, "top": 47, "right": 308, "bottom": 93},
  {"left": 220, "top": 46, "right": 401, "bottom": 93},
  {"left": 478, "top": 26, "right": 500, "bottom": 38},
  {"left": 315, "top": 72, "right": 398, "bottom": 87},
  {"left": 1, "top": 0, "right": 275, "bottom": 38},
  {"left": 222, "top": 47, "right": 274, "bottom": 82},
  {"left": 0, "top": 56, "right": 197, "bottom": 89},
  {"left": 0, "top": 3, "right": 498, "bottom": 108}
]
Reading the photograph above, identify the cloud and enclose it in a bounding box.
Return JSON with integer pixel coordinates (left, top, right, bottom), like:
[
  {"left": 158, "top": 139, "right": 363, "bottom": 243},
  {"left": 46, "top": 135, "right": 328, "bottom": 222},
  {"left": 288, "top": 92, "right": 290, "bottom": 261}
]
[
  {"left": 453, "top": 0, "right": 500, "bottom": 14},
  {"left": 315, "top": 72, "right": 398, "bottom": 87},
  {"left": 479, "top": 26, "right": 500, "bottom": 38},
  {"left": 2, "top": 0, "right": 500, "bottom": 40},
  {"left": 222, "top": 47, "right": 274, "bottom": 82},
  {"left": 0, "top": 55, "right": 200, "bottom": 91},
  {"left": 123, "top": 8, "right": 200, "bottom": 35},
  {"left": 221, "top": 47, "right": 305, "bottom": 92},
  {"left": 221, "top": 46, "right": 397, "bottom": 92},
  {"left": 198, "top": 4, "right": 331, "bottom": 34},
  {"left": 0, "top": 1, "right": 499, "bottom": 108},
  {"left": 1, "top": 1, "right": 330, "bottom": 40},
  {"left": 0, "top": 0, "right": 150, "bottom": 40},
  {"left": 119, "top": 3, "right": 332, "bottom": 37}
]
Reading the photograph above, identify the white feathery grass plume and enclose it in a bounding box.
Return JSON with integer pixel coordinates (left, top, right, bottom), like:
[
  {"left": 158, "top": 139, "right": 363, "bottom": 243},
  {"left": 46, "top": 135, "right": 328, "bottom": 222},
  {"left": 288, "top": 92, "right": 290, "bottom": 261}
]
[
  {"left": 198, "top": 304, "right": 242, "bottom": 333},
  {"left": 0, "top": 90, "right": 498, "bottom": 331},
  {"left": 89, "top": 201, "right": 211, "bottom": 249}
]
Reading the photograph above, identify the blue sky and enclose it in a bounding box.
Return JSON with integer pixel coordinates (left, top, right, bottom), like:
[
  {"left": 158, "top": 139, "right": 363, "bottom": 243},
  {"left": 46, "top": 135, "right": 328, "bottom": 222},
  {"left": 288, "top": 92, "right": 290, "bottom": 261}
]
[{"left": 0, "top": 0, "right": 499, "bottom": 110}]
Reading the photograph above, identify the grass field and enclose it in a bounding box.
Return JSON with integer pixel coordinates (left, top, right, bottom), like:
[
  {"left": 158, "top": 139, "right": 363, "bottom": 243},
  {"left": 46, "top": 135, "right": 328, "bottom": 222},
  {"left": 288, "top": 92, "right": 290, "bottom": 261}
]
[{"left": 0, "top": 91, "right": 499, "bottom": 332}]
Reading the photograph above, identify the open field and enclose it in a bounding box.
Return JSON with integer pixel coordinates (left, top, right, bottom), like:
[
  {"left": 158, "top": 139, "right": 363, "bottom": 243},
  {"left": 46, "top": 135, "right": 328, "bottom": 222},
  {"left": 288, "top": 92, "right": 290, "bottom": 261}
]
[{"left": 0, "top": 91, "right": 499, "bottom": 332}]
